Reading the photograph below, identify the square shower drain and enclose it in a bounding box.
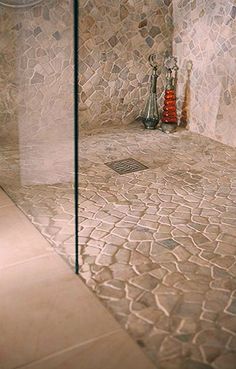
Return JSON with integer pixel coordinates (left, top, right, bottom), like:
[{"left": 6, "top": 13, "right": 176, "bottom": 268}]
[{"left": 105, "top": 158, "right": 148, "bottom": 175}]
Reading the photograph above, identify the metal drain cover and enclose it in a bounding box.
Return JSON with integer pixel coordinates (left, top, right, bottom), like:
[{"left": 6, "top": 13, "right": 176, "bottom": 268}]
[{"left": 105, "top": 158, "right": 148, "bottom": 175}]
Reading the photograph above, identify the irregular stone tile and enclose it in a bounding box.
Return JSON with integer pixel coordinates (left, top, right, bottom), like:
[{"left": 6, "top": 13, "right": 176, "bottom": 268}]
[
  {"left": 213, "top": 352, "right": 236, "bottom": 369},
  {"left": 175, "top": 280, "right": 209, "bottom": 293},
  {"left": 137, "top": 291, "right": 157, "bottom": 308},
  {"left": 225, "top": 298, "right": 236, "bottom": 315},
  {"left": 215, "top": 242, "right": 236, "bottom": 256},
  {"left": 97, "top": 285, "right": 125, "bottom": 300},
  {"left": 136, "top": 307, "right": 164, "bottom": 325},
  {"left": 200, "top": 345, "right": 222, "bottom": 363},
  {"left": 210, "top": 278, "right": 236, "bottom": 291},
  {"left": 183, "top": 293, "right": 204, "bottom": 304},
  {"left": 115, "top": 249, "right": 130, "bottom": 264},
  {"left": 192, "top": 233, "right": 210, "bottom": 246},
  {"left": 179, "top": 319, "right": 197, "bottom": 334},
  {"left": 126, "top": 284, "right": 143, "bottom": 300},
  {"left": 96, "top": 254, "right": 113, "bottom": 266},
  {"left": 228, "top": 263, "right": 236, "bottom": 277},
  {"left": 150, "top": 268, "right": 168, "bottom": 280},
  {"left": 157, "top": 293, "right": 180, "bottom": 316},
  {"left": 131, "top": 274, "right": 159, "bottom": 291},
  {"left": 102, "top": 244, "right": 118, "bottom": 256},
  {"left": 183, "top": 360, "right": 213, "bottom": 369},
  {"left": 159, "top": 336, "right": 183, "bottom": 359},
  {"left": 228, "top": 336, "right": 236, "bottom": 350},
  {"left": 195, "top": 328, "right": 230, "bottom": 348},
  {"left": 174, "top": 301, "right": 202, "bottom": 319},
  {"left": 211, "top": 255, "right": 235, "bottom": 269},
  {"left": 107, "top": 298, "right": 130, "bottom": 315},
  {"left": 135, "top": 262, "right": 159, "bottom": 274},
  {"left": 215, "top": 315, "right": 236, "bottom": 334},
  {"left": 159, "top": 238, "right": 180, "bottom": 250},
  {"left": 163, "top": 272, "right": 186, "bottom": 286},
  {"left": 129, "top": 228, "right": 154, "bottom": 241},
  {"left": 173, "top": 246, "right": 191, "bottom": 261},
  {"left": 130, "top": 251, "right": 150, "bottom": 265},
  {"left": 93, "top": 267, "right": 113, "bottom": 283},
  {"left": 103, "top": 234, "right": 125, "bottom": 246},
  {"left": 126, "top": 314, "right": 152, "bottom": 338}
]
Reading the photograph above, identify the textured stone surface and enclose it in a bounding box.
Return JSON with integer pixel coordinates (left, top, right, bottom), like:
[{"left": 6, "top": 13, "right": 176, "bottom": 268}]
[
  {"left": 0, "top": 0, "right": 73, "bottom": 155},
  {"left": 77, "top": 126, "right": 236, "bottom": 369},
  {"left": 1, "top": 125, "right": 236, "bottom": 369},
  {"left": 173, "top": 0, "right": 236, "bottom": 147},
  {"left": 1, "top": 1, "right": 236, "bottom": 368},
  {"left": 79, "top": 0, "right": 173, "bottom": 130}
]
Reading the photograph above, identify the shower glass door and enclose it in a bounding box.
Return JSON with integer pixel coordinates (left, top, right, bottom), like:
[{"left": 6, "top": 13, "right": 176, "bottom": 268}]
[{"left": 0, "top": 0, "right": 79, "bottom": 272}]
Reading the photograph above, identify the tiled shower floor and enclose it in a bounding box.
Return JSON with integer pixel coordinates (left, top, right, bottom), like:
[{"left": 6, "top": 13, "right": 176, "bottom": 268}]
[{"left": 2, "top": 125, "right": 236, "bottom": 369}]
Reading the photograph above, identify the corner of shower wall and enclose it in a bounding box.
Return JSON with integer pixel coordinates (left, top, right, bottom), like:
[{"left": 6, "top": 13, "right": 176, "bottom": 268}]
[
  {"left": 79, "top": 0, "right": 174, "bottom": 132},
  {"left": 173, "top": 0, "right": 236, "bottom": 147}
]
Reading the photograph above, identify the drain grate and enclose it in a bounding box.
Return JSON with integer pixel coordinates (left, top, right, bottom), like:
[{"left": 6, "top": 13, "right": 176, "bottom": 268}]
[{"left": 105, "top": 158, "right": 148, "bottom": 175}]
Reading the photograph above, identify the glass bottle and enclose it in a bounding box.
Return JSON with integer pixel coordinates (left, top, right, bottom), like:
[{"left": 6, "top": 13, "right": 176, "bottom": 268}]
[
  {"left": 141, "top": 56, "right": 159, "bottom": 130},
  {"left": 161, "top": 56, "right": 178, "bottom": 133}
]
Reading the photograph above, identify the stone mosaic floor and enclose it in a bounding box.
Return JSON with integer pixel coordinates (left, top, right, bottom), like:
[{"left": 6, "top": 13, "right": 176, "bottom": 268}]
[
  {"left": 0, "top": 140, "right": 76, "bottom": 265},
  {"left": 1, "top": 124, "right": 236, "bottom": 369},
  {"left": 79, "top": 125, "right": 236, "bottom": 369}
]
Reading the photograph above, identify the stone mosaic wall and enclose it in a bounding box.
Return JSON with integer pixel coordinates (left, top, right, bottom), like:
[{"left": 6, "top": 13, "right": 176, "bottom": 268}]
[
  {"left": 0, "top": 0, "right": 74, "bottom": 184},
  {"left": 1, "top": 0, "right": 236, "bottom": 150},
  {"left": 173, "top": 0, "right": 236, "bottom": 147},
  {"left": 79, "top": 0, "right": 173, "bottom": 130},
  {"left": 0, "top": 0, "right": 73, "bottom": 144}
]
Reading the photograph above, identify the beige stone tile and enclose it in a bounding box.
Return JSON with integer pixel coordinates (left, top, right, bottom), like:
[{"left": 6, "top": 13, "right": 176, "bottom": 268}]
[
  {"left": 20, "top": 330, "right": 155, "bottom": 369},
  {"left": 0, "top": 188, "right": 12, "bottom": 208},
  {"left": 0, "top": 254, "right": 120, "bottom": 369},
  {"left": 0, "top": 205, "right": 53, "bottom": 269}
]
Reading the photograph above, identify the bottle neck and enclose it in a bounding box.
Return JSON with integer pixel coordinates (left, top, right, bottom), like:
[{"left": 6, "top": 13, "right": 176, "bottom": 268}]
[{"left": 150, "top": 66, "right": 158, "bottom": 93}]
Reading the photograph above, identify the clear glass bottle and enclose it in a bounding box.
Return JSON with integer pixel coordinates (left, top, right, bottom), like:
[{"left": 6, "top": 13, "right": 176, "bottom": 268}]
[{"left": 141, "top": 59, "right": 159, "bottom": 130}]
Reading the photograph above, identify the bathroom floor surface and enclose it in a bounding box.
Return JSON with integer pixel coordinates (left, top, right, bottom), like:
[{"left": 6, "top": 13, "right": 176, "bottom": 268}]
[
  {"left": 0, "top": 188, "right": 154, "bottom": 369},
  {"left": 1, "top": 124, "right": 236, "bottom": 369}
]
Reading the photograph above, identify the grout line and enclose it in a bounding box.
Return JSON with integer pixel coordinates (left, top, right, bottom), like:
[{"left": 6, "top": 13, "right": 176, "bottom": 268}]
[
  {"left": 0, "top": 252, "right": 55, "bottom": 271},
  {"left": 15, "top": 329, "right": 122, "bottom": 369},
  {"left": 0, "top": 203, "right": 15, "bottom": 209}
]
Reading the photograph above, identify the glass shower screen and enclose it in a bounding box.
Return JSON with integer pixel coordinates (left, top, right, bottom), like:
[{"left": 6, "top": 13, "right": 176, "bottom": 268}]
[
  {"left": 0, "top": 0, "right": 43, "bottom": 7},
  {"left": 0, "top": 0, "right": 79, "bottom": 273}
]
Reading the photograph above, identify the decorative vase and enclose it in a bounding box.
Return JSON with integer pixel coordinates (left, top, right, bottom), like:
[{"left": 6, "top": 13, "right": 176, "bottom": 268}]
[
  {"left": 161, "top": 56, "right": 178, "bottom": 133},
  {"left": 141, "top": 54, "right": 160, "bottom": 130}
]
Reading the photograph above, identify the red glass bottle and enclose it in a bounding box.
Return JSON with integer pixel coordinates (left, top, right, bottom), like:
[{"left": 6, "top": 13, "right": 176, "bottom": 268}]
[
  {"left": 162, "top": 89, "right": 177, "bottom": 120},
  {"left": 161, "top": 59, "right": 178, "bottom": 133}
]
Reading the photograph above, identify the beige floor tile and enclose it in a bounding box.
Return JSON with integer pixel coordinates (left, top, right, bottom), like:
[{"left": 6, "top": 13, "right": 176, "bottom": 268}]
[
  {"left": 0, "top": 188, "right": 13, "bottom": 208},
  {"left": 0, "top": 205, "right": 53, "bottom": 269},
  {"left": 0, "top": 254, "right": 120, "bottom": 369},
  {"left": 20, "top": 330, "right": 156, "bottom": 369}
]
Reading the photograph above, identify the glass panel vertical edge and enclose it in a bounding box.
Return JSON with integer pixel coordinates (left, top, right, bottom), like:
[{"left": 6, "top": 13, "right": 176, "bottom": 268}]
[{"left": 74, "top": 0, "right": 79, "bottom": 274}]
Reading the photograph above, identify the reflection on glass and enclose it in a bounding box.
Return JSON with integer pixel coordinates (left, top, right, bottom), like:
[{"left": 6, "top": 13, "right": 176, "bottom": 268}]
[
  {"left": 0, "top": 0, "right": 43, "bottom": 7},
  {"left": 0, "top": 1, "right": 76, "bottom": 266}
]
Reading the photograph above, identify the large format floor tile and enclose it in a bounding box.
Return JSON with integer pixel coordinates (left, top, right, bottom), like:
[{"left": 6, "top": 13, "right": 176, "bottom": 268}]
[
  {"left": 0, "top": 200, "right": 52, "bottom": 269},
  {"left": 20, "top": 330, "right": 155, "bottom": 369},
  {"left": 0, "top": 188, "right": 13, "bottom": 208},
  {"left": 0, "top": 254, "right": 121, "bottom": 369},
  {"left": 0, "top": 189, "right": 155, "bottom": 369}
]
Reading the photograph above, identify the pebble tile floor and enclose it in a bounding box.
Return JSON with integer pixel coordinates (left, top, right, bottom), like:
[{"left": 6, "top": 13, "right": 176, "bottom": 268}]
[{"left": 1, "top": 124, "right": 236, "bottom": 369}]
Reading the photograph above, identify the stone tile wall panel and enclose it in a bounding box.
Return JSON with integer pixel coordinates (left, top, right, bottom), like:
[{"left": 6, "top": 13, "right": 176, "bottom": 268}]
[
  {"left": 79, "top": 0, "right": 173, "bottom": 130},
  {"left": 0, "top": 0, "right": 73, "bottom": 146},
  {"left": 0, "top": 0, "right": 74, "bottom": 184},
  {"left": 173, "top": 0, "right": 236, "bottom": 147}
]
